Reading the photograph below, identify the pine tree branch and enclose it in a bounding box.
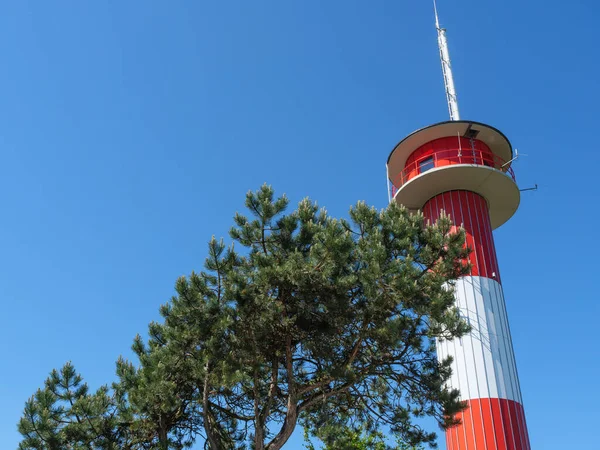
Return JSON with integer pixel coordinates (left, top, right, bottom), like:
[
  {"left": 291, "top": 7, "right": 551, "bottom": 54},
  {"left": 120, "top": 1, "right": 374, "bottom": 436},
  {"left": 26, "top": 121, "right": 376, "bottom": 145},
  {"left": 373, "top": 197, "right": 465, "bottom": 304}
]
[
  {"left": 27, "top": 407, "right": 53, "bottom": 448},
  {"left": 298, "top": 381, "right": 354, "bottom": 412},
  {"left": 259, "top": 357, "right": 279, "bottom": 423}
]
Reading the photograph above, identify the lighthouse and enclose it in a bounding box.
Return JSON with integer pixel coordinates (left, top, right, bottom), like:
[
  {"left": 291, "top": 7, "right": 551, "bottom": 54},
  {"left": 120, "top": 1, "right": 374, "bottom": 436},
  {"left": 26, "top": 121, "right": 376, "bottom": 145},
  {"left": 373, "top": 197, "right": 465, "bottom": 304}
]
[{"left": 386, "top": 3, "right": 531, "bottom": 449}]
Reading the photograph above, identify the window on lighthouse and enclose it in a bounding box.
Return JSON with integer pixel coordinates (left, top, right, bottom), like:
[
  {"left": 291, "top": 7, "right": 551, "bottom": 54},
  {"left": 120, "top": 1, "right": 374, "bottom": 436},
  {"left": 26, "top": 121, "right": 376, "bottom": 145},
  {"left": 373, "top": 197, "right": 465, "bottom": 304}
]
[{"left": 419, "top": 156, "right": 434, "bottom": 173}]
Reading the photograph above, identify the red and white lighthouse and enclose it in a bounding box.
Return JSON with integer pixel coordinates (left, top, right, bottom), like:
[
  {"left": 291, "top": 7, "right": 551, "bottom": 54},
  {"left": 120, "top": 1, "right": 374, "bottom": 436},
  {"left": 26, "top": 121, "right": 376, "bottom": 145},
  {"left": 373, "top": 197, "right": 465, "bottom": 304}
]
[{"left": 386, "top": 3, "right": 531, "bottom": 449}]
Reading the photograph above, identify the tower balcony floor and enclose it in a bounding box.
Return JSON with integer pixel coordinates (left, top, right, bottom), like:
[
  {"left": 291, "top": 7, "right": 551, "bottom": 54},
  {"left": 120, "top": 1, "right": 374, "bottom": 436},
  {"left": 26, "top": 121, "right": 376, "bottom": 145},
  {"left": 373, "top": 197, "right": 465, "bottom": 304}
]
[{"left": 391, "top": 158, "right": 520, "bottom": 230}]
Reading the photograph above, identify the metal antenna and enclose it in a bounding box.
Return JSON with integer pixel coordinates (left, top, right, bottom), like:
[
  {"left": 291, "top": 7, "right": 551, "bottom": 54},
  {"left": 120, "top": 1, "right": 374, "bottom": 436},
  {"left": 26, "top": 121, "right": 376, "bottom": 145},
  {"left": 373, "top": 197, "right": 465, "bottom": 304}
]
[{"left": 434, "top": 0, "right": 460, "bottom": 120}]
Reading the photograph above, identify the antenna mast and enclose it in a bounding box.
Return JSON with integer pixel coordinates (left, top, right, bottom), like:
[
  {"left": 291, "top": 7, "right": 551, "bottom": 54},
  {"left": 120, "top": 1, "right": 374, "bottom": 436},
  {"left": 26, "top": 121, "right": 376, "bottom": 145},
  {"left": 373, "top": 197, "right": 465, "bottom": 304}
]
[{"left": 434, "top": 0, "right": 460, "bottom": 120}]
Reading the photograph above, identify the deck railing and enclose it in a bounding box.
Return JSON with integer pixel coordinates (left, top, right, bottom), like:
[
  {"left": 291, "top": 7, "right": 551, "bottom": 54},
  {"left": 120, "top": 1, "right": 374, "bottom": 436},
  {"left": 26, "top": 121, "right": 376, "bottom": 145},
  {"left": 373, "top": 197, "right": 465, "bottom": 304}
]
[{"left": 390, "top": 148, "right": 516, "bottom": 198}]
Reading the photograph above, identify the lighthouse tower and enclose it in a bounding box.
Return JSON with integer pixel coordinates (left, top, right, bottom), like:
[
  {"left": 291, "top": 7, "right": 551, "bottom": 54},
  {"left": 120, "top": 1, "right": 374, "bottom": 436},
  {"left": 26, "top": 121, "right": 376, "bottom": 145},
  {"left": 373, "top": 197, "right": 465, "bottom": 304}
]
[{"left": 386, "top": 3, "right": 531, "bottom": 449}]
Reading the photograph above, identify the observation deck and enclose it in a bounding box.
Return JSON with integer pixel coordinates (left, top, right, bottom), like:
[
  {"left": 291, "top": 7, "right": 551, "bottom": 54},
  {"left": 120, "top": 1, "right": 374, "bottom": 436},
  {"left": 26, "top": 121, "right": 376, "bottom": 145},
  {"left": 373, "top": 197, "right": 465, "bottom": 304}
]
[{"left": 387, "top": 121, "right": 520, "bottom": 229}]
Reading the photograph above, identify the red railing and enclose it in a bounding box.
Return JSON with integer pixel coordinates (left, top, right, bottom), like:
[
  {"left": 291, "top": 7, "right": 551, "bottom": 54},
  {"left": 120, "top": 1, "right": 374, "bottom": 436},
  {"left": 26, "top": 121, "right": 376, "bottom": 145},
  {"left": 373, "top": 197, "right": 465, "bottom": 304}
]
[{"left": 390, "top": 148, "right": 516, "bottom": 198}]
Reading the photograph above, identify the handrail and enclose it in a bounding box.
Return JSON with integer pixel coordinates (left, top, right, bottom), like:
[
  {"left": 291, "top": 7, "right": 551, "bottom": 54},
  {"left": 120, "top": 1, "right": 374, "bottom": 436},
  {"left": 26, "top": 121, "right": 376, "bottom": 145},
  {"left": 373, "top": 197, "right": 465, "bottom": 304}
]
[{"left": 390, "top": 148, "right": 516, "bottom": 198}]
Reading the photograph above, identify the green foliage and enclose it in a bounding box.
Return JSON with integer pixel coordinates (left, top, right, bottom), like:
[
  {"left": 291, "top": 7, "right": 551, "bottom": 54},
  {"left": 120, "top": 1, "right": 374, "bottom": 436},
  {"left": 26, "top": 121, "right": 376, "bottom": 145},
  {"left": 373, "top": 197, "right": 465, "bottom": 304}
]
[
  {"left": 304, "top": 424, "right": 425, "bottom": 450},
  {"left": 304, "top": 426, "right": 387, "bottom": 450},
  {"left": 17, "top": 362, "right": 127, "bottom": 449},
  {"left": 18, "top": 185, "right": 469, "bottom": 449}
]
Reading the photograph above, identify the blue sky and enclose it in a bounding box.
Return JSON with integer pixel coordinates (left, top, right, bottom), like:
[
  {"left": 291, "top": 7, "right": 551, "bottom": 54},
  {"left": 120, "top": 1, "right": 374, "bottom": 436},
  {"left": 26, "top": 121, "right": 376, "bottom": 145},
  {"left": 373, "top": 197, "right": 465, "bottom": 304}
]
[{"left": 1, "top": 0, "right": 598, "bottom": 448}]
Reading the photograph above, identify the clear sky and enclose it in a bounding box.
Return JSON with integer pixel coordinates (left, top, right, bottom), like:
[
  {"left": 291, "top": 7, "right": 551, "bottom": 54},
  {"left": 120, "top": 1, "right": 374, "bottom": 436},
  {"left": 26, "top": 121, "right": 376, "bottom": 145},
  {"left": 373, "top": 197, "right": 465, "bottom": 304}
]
[{"left": 1, "top": 1, "right": 598, "bottom": 448}]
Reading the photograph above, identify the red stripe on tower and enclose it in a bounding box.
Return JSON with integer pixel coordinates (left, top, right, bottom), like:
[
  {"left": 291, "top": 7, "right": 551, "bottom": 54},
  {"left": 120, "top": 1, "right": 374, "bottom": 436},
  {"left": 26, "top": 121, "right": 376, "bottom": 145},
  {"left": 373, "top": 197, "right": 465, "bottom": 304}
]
[
  {"left": 451, "top": 398, "right": 529, "bottom": 450},
  {"left": 425, "top": 191, "right": 500, "bottom": 281}
]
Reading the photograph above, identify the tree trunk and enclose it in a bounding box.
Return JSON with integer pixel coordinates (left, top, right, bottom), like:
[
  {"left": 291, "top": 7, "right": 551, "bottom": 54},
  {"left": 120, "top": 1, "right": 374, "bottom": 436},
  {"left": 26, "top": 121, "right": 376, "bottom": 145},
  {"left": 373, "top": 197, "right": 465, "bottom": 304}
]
[
  {"left": 265, "top": 402, "right": 298, "bottom": 450},
  {"left": 203, "top": 362, "right": 222, "bottom": 450},
  {"left": 158, "top": 414, "right": 169, "bottom": 450},
  {"left": 265, "top": 337, "right": 297, "bottom": 450}
]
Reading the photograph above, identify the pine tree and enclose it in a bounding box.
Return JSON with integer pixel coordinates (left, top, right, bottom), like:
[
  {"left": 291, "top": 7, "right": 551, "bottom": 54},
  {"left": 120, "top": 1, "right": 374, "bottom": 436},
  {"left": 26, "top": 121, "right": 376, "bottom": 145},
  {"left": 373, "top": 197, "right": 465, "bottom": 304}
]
[
  {"left": 304, "top": 425, "right": 425, "bottom": 450},
  {"left": 18, "top": 185, "right": 470, "bottom": 449},
  {"left": 17, "top": 362, "right": 132, "bottom": 449}
]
